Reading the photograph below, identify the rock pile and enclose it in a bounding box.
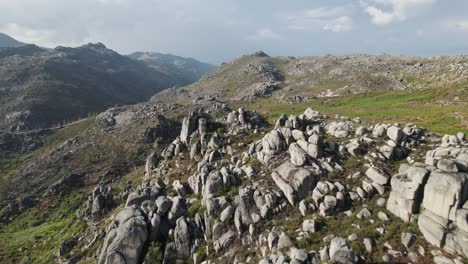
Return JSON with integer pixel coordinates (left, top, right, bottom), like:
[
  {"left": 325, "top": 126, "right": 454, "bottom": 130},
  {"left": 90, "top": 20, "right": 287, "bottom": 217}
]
[{"left": 87, "top": 107, "right": 467, "bottom": 263}]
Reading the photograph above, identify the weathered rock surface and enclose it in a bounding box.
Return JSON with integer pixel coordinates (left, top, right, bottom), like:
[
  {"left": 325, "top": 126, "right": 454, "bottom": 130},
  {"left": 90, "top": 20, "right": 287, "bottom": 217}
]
[
  {"left": 98, "top": 207, "right": 148, "bottom": 264},
  {"left": 271, "top": 161, "right": 319, "bottom": 205},
  {"left": 387, "top": 164, "right": 429, "bottom": 222}
]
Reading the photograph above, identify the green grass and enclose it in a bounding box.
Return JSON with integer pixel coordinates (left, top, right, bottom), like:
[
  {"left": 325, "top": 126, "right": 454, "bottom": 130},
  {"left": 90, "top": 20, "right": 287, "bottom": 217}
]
[
  {"left": 188, "top": 199, "right": 205, "bottom": 218},
  {"left": 0, "top": 191, "right": 87, "bottom": 263},
  {"left": 44, "top": 116, "right": 96, "bottom": 147},
  {"left": 403, "top": 75, "right": 417, "bottom": 84},
  {"left": 0, "top": 154, "right": 32, "bottom": 200},
  {"left": 234, "top": 89, "right": 468, "bottom": 135},
  {"left": 0, "top": 154, "right": 31, "bottom": 178}
]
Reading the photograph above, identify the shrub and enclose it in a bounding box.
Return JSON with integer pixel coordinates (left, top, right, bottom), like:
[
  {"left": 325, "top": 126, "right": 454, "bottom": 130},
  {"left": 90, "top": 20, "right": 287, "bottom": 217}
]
[
  {"left": 188, "top": 200, "right": 205, "bottom": 218},
  {"left": 145, "top": 241, "right": 164, "bottom": 264}
]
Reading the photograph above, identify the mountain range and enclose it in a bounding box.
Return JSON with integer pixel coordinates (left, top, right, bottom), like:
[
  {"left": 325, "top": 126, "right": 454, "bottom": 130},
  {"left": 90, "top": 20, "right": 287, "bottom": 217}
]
[
  {"left": 0, "top": 33, "right": 214, "bottom": 131},
  {"left": 128, "top": 52, "right": 215, "bottom": 85}
]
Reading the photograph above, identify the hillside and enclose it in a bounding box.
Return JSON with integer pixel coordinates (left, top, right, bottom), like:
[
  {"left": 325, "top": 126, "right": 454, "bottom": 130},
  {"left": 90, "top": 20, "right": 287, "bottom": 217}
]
[
  {"left": 128, "top": 52, "right": 215, "bottom": 86},
  {"left": 0, "top": 52, "right": 467, "bottom": 264},
  {"left": 153, "top": 52, "right": 468, "bottom": 134},
  {"left": 154, "top": 52, "right": 468, "bottom": 103},
  {"left": 0, "top": 33, "right": 25, "bottom": 48},
  {"left": 0, "top": 43, "right": 214, "bottom": 131}
]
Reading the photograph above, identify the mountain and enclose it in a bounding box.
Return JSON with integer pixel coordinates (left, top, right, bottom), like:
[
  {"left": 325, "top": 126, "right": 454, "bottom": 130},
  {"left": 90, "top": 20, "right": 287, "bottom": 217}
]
[
  {"left": 153, "top": 51, "right": 468, "bottom": 104},
  {"left": 0, "top": 51, "right": 467, "bottom": 264},
  {"left": 128, "top": 51, "right": 215, "bottom": 85},
  {"left": 0, "top": 33, "right": 26, "bottom": 48},
  {"left": 0, "top": 43, "right": 212, "bottom": 131}
]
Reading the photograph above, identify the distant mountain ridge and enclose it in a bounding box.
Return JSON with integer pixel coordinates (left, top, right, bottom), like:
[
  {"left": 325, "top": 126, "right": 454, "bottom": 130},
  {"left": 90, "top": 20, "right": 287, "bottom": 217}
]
[
  {"left": 0, "top": 42, "right": 213, "bottom": 131},
  {"left": 152, "top": 51, "right": 468, "bottom": 104},
  {"left": 128, "top": 51, "right": 215, "bottom": 85},
  {"left": 0, "top": 32, "right": 26, "bottom": 48}
]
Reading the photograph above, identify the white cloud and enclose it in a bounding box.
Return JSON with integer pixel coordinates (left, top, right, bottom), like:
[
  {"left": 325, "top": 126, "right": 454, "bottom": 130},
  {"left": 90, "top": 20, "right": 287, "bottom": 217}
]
[
  {"left": 448, "top": 19, "right": 468, "bottom": 31},
  {"left": 303, "top": 7, "right": 343, "bottom": 19},
  {"left": 365, "top": 6, "right": 398, "bottom": 26},
  {"left": 287, "top": 7, "right": 354, "bottom": 33},
  {"left": 0, "top": 23, "right": 58, "bottom": 46},
  {"left": 323, "top": 16, "right": 354, "bottom": 33},
  {"left": 363, "top": 0, "right": 435, "bottom": 26},
  {"left": 0, "top": 23, "right": 93, "bottom": 48},
  {"left": 246, "top": 28, "right": 281, "bottom": 41}
]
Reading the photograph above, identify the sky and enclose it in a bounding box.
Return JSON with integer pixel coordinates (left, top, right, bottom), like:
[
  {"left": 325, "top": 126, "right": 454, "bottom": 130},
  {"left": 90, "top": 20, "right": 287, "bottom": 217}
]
[{"left": 1, "top": 0, "right": 468, "bottom": 64}]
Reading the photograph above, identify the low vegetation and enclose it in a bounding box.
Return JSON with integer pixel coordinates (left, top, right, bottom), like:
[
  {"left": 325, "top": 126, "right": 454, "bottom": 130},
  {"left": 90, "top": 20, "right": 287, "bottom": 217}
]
[
  {"left": 236, "top": 88, "right": 468, "bottom": 135},
  {"left": 0, "top": 191, "right": 87, "bottom": 263}
]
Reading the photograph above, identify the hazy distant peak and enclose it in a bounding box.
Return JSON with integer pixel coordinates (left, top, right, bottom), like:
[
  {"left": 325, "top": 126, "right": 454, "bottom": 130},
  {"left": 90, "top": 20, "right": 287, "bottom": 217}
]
[
  {"left": 128, "top": 51, "right": 215, "bottom": 85},
  {"left": 0, "top": 32, "right": 26, "bottom": 48},
  {"left": 252, "top": 50, "right": 270, "bottom": 57}
]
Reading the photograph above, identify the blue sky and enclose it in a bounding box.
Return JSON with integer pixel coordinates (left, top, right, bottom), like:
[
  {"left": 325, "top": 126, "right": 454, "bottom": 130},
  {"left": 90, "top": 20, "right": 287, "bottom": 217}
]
[{"left": 1, "top": 0, "right": 468, "bottom": 64}]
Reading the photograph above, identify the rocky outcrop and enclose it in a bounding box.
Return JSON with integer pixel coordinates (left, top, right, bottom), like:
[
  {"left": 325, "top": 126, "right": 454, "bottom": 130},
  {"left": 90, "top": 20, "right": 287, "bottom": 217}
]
[
  {"left": 98, "top": 207, "right": 148, "bottom": 264},
  {"left": 83, "top": 108, "right": 466, "bottom": 264},
  {"left": 381, "top": 136, "right": 468, "bottom": 258},
  {"left": 418, "top": 169, "right": 468, "bottom": 255}
]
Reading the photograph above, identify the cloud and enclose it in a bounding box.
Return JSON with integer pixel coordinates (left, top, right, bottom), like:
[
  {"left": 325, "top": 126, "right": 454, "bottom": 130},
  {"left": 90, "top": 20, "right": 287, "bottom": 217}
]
[
  {"left": 363, "top": 0, "right": 435, "bottom": 26},
  {"left": 364, "top": 6, "right": 398, "bottom": 26},
  {"left": 246, "top": 28, "right": 281, "bottom": 40},
  {"left": 95, "top": 0, "right": 128, "bottom": 5},
  {"left": 0, "top": 23, "right": 58, "bottom": 46},
  {"left": 287, "top": 7, "right": 354, "bottom": 33},
  {"left": 0, "top": 22, "right": 94, "bottom": 48},
  {"left": 448, "top": 19, "right": 468, "bottom": 31},
  {"left": 323, "top": 16, "right": 354, "bottom": 33}
]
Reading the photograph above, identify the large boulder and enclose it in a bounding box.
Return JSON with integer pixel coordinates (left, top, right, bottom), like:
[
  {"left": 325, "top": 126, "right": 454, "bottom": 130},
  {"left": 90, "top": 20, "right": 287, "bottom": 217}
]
[
  {"left": 303, "top": 108, "right": 324, "bottom": 120},
  {"left": 289, "top": 143, "right": 308, "bottom": 166},
  {"left": 326, "top": 121, "right": 349, "bottom": 138},
  {"left": 213, "top": 230, "right": 236, "bottom": 252},
  {"left": 271, "top": 162, "right": 319, "bottom": 205},
  {"left": 418, "top": 209, "right": 449, "bottom": 248},
  {"left": 421, "top": 171, "right": 468, "bottom": 221},
  {"left": 257, "top": 129, "right": 287, "bottom": 163},
  {"left": 365, "top": 167, "right": 389, "bottom": 185},
  {"left": 262, "top": 130, "right": 287, "bottom": 154},
  {"left": 387, "top": 165, "right": 429, "bottom": 222},
  {"left": 180, "top": 112, "right": 197, "bottom": 145},
  {"left": 98, "top": 207, "right": 148, "bottom": 264},
  {"left": 144, "top": 153, "right": 158, "bottom": 179},
  {"left": 329, "top": 237, "right": 357, "bottom": 264},
  {"left": 174, "top": 217, "right": 192, "bottom": 259},
  {"left": 297, "top": 139, "right": 321, "bottom": 159},
  {"left": 372, "top": 124, "right": 387, "bottom": 138},
  {"left": 234, "top": 195, "right": 253, "bottom": 233},
  {"left": 203, "top": 170, "right": 224, "bottom": 198},
  {"left": 445, "top": 226, "right": 468, "bottom": 257},
  {"left": 387, "top": 126, "right": 403, "bottom": 144},
  {"left": 417, "top": 170, "right": 468, "bottom": 257}
]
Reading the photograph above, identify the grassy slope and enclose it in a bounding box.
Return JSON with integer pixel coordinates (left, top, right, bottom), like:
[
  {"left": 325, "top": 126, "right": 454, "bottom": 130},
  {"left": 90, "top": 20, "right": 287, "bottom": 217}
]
[
  {"left": 0, "top": 120, "right": 97, "bottom": 263},
  {"left": 234, "top": 89, "right": 468, "bottom": 135},
  {"left": 0, "top": 191, "right": 87, "bottom": 263},
  {"left": 0, "top": 113, "right": 157, "bottom": 263}
]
